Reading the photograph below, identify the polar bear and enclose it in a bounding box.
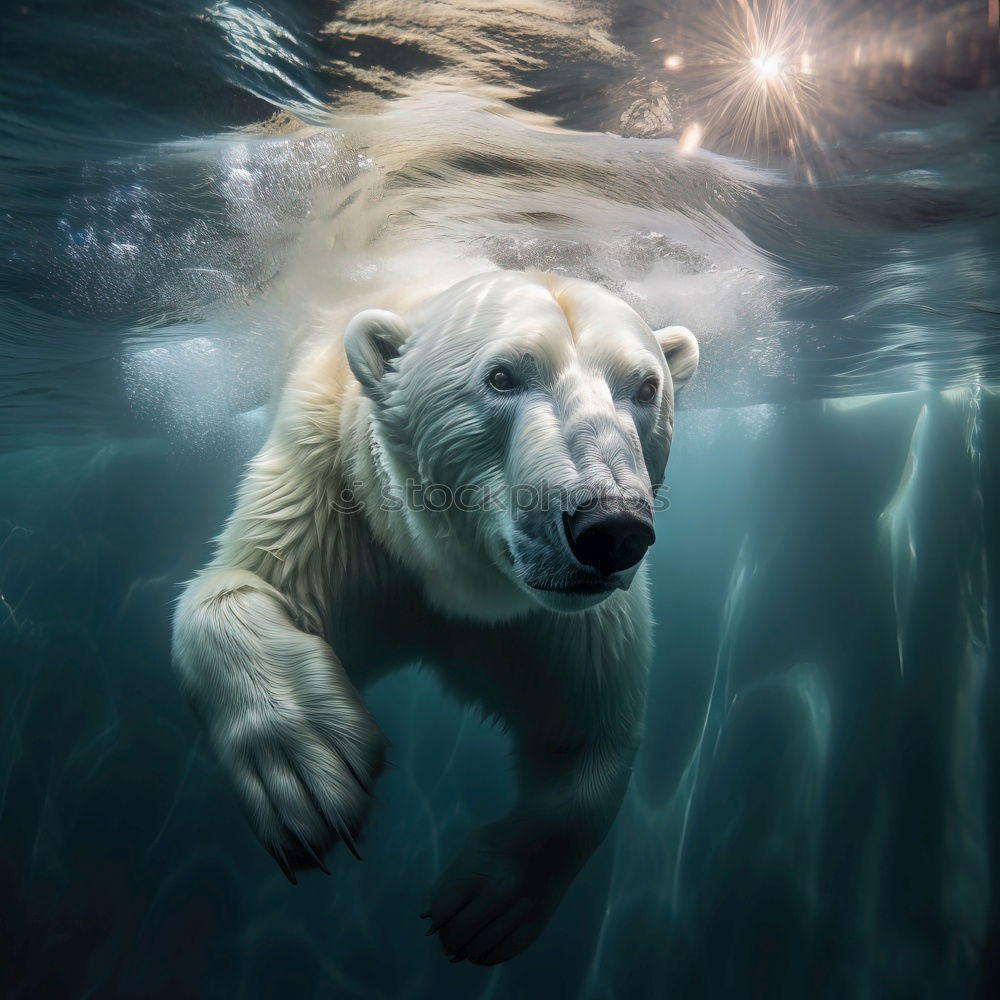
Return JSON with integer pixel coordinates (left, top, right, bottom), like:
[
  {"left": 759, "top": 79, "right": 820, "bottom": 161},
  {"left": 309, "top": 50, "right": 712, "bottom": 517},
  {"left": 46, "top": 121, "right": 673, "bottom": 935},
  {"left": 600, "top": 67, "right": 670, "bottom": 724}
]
[{"left": 172, "top": 270, "right": 697, "bottom": 965}]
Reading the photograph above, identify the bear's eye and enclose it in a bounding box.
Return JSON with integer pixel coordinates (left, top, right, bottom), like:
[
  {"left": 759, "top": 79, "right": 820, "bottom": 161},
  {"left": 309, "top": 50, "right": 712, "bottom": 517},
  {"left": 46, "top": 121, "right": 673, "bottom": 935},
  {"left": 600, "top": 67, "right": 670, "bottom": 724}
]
[
  {"left": 636, "top": 377, "right": 659, "bottom": 403},
  {"left": 487, "top": 366, "right": 518, "bottom": 393}
]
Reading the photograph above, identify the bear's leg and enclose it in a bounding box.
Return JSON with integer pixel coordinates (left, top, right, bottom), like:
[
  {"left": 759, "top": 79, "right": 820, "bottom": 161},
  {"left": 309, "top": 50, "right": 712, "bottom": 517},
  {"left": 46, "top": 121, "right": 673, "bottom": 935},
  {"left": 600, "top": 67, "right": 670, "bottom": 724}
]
[
  {"left": 172, "top": 568, "right": 387, "bottom": 881},
  {"left": 425, "top": 732, "right": 639, "bottom": 965}
]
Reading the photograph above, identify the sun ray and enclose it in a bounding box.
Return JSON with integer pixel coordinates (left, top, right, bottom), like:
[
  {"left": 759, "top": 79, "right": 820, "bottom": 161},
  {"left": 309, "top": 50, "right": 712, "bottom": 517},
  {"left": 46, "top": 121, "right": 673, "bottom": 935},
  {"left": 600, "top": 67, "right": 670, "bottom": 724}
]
[{"left": 681, "top": 0, "right": 822, "bottom": 166}]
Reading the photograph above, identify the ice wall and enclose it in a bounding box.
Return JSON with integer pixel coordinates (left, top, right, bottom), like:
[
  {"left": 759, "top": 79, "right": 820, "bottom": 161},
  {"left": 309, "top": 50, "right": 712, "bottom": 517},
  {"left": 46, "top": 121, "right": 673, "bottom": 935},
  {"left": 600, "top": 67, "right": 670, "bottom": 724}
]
[{"left": 1, "top": 388, "right": 997, "bottom": 999}]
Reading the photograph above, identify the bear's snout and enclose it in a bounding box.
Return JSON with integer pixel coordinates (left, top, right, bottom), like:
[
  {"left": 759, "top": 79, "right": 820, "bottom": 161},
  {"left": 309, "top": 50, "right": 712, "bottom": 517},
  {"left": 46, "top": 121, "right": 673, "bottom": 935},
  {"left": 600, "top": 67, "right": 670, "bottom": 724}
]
[{"left": 564, "top": 496, "right": 655, "bottom": 577}]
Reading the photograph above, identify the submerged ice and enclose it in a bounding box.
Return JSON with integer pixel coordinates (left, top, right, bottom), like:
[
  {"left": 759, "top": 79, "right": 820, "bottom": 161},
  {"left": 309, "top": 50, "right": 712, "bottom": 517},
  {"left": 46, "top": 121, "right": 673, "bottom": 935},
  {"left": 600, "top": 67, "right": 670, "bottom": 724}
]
[
  {"left": 2, "top": 387, "right": 996, "bottom": 997},
  {"left": 1, "top": 0, "right": 998, "bottom": 997}
]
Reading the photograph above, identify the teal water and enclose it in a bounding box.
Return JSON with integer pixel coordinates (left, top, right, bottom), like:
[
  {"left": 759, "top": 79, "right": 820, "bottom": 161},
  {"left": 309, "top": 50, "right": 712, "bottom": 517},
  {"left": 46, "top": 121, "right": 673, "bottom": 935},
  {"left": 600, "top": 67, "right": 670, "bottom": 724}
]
[{"left": 1, "top": 2, "right": 999, "bottom": 997}]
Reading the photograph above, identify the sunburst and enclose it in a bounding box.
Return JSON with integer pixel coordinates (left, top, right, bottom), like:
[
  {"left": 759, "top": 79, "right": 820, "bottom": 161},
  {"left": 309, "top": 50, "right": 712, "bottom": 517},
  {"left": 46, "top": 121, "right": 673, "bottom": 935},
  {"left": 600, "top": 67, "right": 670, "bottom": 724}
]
[{"left": 682, "top": 0, "right": 823, "bottom": 166}]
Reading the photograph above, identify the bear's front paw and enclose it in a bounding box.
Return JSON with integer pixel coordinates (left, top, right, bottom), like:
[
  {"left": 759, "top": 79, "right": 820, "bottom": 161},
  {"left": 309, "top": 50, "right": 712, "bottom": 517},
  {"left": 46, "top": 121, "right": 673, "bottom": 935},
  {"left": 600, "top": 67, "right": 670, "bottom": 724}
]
[
  {"left": 173, "top": 570, "right": 388, "bottom": 881},
  {"left": 423, "top": 826, "right": 575, "bottom": 965},
  {"left": 213, "top": 692, "right": 388, "bottom": 882}
]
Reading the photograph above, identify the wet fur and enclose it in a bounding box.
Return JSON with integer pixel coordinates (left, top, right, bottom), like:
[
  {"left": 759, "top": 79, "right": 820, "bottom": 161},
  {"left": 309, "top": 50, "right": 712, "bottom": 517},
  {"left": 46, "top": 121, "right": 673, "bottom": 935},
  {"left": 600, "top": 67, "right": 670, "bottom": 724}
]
[{"left": 172, "top": 270, "right": 696, "bottom": 963}]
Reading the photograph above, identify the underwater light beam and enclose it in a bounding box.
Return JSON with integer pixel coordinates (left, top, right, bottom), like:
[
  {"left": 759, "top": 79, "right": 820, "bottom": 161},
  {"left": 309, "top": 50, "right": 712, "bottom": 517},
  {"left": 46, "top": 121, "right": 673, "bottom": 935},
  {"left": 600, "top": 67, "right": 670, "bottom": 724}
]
[
  {"left": 679, "top": 0, "right": 824, "bottom": 167},
  {"left": 676, "top": 0, "right": 999, "bottom": 172}
]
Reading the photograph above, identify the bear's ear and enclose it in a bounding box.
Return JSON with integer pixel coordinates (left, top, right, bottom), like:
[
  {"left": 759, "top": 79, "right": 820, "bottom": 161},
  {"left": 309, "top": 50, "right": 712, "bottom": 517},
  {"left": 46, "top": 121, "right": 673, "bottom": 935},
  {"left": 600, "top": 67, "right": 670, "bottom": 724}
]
[
  {"left": 344, "top": 309, "right": 411, "bottom": 402},
  {"left": 655, "top": 325, "right": 699, "bottom": 390}
]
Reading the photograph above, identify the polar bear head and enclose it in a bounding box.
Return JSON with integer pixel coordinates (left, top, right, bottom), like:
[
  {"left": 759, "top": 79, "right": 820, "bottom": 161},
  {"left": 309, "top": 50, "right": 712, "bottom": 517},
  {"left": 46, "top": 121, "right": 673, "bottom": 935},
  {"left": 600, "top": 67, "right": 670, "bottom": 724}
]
[{"left": 344, "top": 270, "right": 697, "bottom": 617}]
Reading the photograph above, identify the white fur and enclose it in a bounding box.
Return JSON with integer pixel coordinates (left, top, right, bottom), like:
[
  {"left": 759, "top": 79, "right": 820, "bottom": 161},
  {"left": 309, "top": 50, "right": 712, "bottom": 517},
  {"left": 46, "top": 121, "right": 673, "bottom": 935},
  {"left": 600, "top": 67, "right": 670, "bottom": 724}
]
[{"left": 173, "top": 270, "right": 697, "bottom": 963}]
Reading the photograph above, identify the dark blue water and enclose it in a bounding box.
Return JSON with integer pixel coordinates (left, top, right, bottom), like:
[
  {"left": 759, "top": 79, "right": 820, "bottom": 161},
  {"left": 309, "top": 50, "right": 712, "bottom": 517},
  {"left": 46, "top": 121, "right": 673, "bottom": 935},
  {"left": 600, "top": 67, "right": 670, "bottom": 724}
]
[{"left": 2, "top": 2, "right": 999, "bottom": 997}]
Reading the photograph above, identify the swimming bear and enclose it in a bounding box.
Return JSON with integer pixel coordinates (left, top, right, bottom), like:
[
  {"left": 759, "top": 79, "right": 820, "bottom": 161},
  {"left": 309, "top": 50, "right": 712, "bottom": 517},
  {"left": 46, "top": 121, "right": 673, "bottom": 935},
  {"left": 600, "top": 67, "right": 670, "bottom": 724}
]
[{"left": 173, "top": 269, "right": 698, "bottom": 964}]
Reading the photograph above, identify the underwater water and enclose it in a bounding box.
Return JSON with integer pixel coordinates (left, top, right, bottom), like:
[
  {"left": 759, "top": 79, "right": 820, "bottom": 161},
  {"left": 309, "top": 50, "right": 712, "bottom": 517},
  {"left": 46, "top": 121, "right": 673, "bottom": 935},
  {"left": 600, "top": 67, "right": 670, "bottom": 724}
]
[{"left": 2, "top": 1, "right": 999, "bottom": 997}]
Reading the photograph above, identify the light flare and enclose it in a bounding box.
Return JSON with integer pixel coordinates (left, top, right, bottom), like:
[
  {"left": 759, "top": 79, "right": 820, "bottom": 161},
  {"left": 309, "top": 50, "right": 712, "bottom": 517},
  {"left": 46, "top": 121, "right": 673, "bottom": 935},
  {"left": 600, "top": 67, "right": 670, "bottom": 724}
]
[
  {"left": 751, "top": 54, "right": 785, "bottom": 79},
  {"left": 679, "top": 122, "right": 703, "bottom": 153},
  {"left": 677, "top": 0, "right": 822, "bottom": 166}
]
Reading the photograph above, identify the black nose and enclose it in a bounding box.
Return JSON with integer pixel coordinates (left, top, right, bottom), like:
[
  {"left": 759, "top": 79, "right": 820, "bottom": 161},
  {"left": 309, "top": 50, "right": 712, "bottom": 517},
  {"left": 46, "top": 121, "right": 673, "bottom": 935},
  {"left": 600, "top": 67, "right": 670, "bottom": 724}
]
[{"left": 565, "top": 497, "right": 656, "bottom": 576}]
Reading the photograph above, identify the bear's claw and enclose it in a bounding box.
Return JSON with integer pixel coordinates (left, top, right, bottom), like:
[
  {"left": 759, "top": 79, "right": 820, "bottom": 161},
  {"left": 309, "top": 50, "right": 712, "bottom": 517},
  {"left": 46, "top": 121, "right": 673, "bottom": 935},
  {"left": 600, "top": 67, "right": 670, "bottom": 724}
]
[
  {"left": 173, "top": 569, "right": 389, "bottom": 881},
  {"left": 267, "top": 845, "right": 299, "bottom": 885},
  {"left": 212, "top": 680, "right": 387, "bottom": 879}
]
